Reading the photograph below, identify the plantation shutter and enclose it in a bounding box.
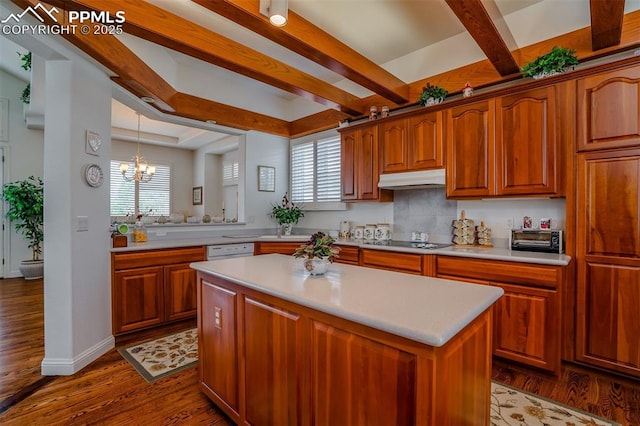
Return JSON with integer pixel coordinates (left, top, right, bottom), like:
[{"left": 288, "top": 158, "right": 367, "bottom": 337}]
[
  {"left": 316, "top": 136, "right": 341, "bottom": 202},
  {"left": 291, "top": 142, "right": 314, "bottom": 203},
  {"left": 290, "top": 136, "right": 341, "bottom": 204}
]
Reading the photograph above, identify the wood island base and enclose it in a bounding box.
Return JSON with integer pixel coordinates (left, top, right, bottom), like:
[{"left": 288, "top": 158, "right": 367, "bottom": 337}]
[{"left": 196, "top": 270, "right": 494, "bottom": 425}]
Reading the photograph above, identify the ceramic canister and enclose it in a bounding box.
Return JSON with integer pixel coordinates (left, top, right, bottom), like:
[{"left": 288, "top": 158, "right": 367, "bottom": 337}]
[
  {"left": 364, "top": 224, "right": 376, "bottom": 240},
  {"left": 375, "top": 223, "right": 391, "bottom": 241},
  {"left": 352, "top": 225, "right": 364, "bottom": 239}
]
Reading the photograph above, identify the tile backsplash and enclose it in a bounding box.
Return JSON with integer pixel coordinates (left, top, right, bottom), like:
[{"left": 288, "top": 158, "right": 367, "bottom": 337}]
[{"left": 392, "top": 187, "right": 457, "bottom": 243}]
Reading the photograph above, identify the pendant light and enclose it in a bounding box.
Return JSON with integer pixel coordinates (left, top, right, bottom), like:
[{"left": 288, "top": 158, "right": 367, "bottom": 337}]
[{"left": 120, "top": 113, "right": 156, "bottom": 183}]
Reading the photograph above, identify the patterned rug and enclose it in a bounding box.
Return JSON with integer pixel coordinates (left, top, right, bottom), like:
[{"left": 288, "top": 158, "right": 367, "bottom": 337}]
[
  {"left": 118, "top": 328, "right": 198, "bottom": 383},
  {"left": 491, "top": 382, "right": 620, "bottom": 426},
  {"left": 119, "top": 329, "right": 619, "bottom": 425}
]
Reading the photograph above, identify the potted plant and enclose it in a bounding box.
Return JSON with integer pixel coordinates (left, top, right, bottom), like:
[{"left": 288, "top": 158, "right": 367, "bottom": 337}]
[
  {"left": 293, "top": 231, "right": 340, "bottom": 275},
  {"left": 418, "top": 83, "right": 448, "bottom": 106},
  {"left": 17, "top": 51, "right": 31, "bottom": 104},
  {"left": 2, "top": 176, "right": 44, "bottom": 279},
  {"left": 269, "top": 192, "right": 304, "bottom": 235},
  {"left": 520, "top": 46, "right": 579, "bottom": 79}
]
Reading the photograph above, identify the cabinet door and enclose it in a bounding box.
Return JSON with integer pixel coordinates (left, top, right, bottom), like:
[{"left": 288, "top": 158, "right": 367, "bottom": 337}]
[
  {"left": 312, "top": 321, "right": 416, "bottom": 426},
  {"left": 341, "top": 130, "right": 358, "bottom": 200},
  {"left": 244, "top": 297, "right": 305, "bottom": 426},
  {"left": 446, "top": 99, "right": 495, "bottom": 198},
  {"left": 379, "top": 118, "right": 408, "bottom": 173},
  {"left": 113, "top": 266, "right": 164, "bottom": 334},
  {"left": 164, "top": 262, "right": 198, "bottom": 322},
  {"left": 356, "top": 126, "right": 381, "bottom": 200},
  {"left": 408, "top": 111, "right": 444, "bottom": 170},
  {"left": 576, "top": 262, "right": 640, "bottom": 377},
  {"left": 199, "top": 280, "right": 240, "bottom": 419},
  {"left": 496, "top": 86, "right": 558, "bottom": 196},
  {"left": 492, "top": 282, "right": 559, "bottom": 373},
  {"left": 577, "top": 65, "right": 640, "bottom": 151}
]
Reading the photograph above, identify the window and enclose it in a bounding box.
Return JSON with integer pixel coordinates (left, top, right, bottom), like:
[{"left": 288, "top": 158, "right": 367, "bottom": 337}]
[
  {"left": 290, "top": 134, "right": 342, "bottom": 206},
  {"left": 110, "top": 161, "right": 171, "bottom": 216},
  {"left": 223, "top": 161, "right": 239, "bottom": 186}
]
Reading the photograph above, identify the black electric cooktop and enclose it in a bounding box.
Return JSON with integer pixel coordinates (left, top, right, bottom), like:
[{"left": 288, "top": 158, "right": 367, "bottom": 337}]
[{"left": 361, "top": 240, "right": 451, "bottom": 249}]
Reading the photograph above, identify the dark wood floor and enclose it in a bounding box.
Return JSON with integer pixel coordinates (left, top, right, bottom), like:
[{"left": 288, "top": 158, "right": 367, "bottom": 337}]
[{"left": 0, "top": 277, "right": 638, "bottom": 425}]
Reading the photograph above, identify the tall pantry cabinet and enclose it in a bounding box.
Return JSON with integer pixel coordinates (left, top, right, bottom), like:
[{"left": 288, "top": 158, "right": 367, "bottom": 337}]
[{"left": 575, "top": 63, "right": 640, "bottom": 378}]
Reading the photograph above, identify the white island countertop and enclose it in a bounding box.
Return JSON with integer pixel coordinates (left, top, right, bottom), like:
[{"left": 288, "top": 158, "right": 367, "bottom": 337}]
[{"left": 191, "top": 254, "right": 504, "bottom": 348}]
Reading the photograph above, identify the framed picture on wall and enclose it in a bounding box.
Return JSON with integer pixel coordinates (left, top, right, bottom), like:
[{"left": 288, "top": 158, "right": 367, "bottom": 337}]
[
  {"left": 258, "top": 165, "right": 275, "bottom": 192},
  {"left": 192, "top": 186, "right": 203, "bottom": 205}
]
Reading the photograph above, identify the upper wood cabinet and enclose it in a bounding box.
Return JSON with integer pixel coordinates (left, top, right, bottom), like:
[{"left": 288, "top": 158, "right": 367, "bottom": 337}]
[
  {"left": 577, "top": 64, "right": 640, "bottom": 151},
  {"left": 340, "top": 126, "right": 392, "bottom": 202},
  {"left": 379, "top": 111, "right": 444, "bottom": 174},
  {"left": 446, "top": 85, "right": 563, "bottom": 198},
  {"left": 446, "top": 99, "right": 495, "bottom": 198}
]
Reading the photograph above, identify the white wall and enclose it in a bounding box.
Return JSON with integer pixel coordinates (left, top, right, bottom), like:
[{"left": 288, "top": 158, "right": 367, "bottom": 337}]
[
  {"left": 111, "top": 138, "right": 194, "bottom": 217},
  {"left": 0, "top": 69, "right": 44, "bottom": 277}
]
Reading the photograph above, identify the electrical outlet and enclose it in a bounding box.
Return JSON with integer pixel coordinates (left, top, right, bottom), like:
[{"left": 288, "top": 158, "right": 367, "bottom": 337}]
[{"left": 215, "top": 307, "right": 222, "bottom": 329}]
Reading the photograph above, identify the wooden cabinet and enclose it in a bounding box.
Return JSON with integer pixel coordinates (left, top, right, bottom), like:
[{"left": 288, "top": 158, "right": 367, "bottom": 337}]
[
  {"left": 446, "top": 86, "right": 563, "bottom": 198},
  {"left": 334, "top": 244, "right": 359, "bottom": 265},
  {"left": 577, "top": 64, "right": 640, "bottom": 151},
  {"left": 446, "top": 99, "right": 495, "bottom": 198},
  {"left": 197, "top": 269, "right": 494, "bottom": 425},
  {"left": 576, "top": 149, "right": 640, "bottom": 378},
  {"left": 253, "top": 241, "right": 300, "bottom": 255},
  {"left": 111, "top": 246, "right": 206, "bottom": 335},
  {"left": 360, "top": 248, "right": 424, "bottom": 275},
  {"left": 379, "top": 112, "right": 444, "bottom": 174},
  {"left": 437, "top": 256, "right": 563, "bottom": 374},
  {"left": 340, "top": 126, "right": 392, "bottom": 202}
]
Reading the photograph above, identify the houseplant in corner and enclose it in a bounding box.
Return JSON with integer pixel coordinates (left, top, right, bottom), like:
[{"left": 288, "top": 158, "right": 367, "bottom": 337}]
[
  {"left": 520, "top": 46, "right": 579, "bottom": 79},
  {"left": 2, "top": 176, "right": 44, "bottom": 279},
  {"left": 293, "top": 231, "right": 340, "bottom": 275},
  {"left": 269, "top": 192, "right": 304, "bottom": 236},
  {"left": 418, "top": 83, "right": 448, "bottom": 106}
]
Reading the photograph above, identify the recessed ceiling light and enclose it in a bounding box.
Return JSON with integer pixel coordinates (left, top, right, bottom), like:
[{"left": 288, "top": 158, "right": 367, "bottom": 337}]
[
  {"left": 140, "top": 96, "right": 155, "bottom": 103},
  {"left": 206, "top": 120, "right": 217, "bottom": 124}
]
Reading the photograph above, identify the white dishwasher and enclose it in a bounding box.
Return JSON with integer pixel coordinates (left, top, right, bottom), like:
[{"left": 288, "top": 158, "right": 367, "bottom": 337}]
[{"left": 207, "top": 242, "right": 255, "bottom": 259}]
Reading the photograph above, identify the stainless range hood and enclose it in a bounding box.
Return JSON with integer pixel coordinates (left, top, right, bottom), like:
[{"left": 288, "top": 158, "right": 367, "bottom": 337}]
[{"left": 377, "top": 169, "right": 445, "bottom": 189}]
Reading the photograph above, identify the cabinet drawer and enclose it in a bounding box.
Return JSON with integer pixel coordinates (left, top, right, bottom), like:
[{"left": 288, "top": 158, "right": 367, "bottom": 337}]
[
  {"left": 436, "top": 256, "right": 560, "bottom": 289},
  {"left": 334, "top": 245, "right": 359, "bottom": 264},
  {"left": 360, "top": 249, "right": 422, "bottom": 274},
  {"left": 254, "top": 242, "right": 301, "bottom": 255},
  {"left": 113, "top": 246, "right": 206, "bottom": 270}
]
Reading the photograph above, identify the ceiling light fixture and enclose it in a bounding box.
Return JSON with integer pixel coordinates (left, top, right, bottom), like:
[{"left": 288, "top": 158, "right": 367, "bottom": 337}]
[
  {"left": 120, "top": 113, "right": 156, "bottom": 183},
  {"left": 140, "top": 96, "right": 155, "bottom": 103},
  {"left": 259, "top": 0, "right": 288, "bottom": 27}
]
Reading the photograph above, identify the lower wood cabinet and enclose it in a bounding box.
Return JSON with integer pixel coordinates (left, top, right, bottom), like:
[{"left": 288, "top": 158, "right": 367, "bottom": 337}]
[
  {"left": 111, "top": 246, "right": 206, "bottom": 335},
  {"left": 253, "top": 241, "right": 300, "bottom": 255},
  {"left": 437, "top": 256, "right": 563, "bottom": 374},
  {"left": 198, "top": 271, "right": 493, "bottom": 425}
]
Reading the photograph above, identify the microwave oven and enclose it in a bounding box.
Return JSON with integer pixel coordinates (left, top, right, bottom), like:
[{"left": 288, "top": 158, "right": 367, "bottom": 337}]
[{"left": 510, "top": 229, "right": 563, "bottom": 254}]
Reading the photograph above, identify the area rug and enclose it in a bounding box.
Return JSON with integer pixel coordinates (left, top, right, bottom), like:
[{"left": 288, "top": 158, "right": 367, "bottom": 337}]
[
  {"left": 491, "top": 382, "right": 620, "bottom": 426},
  {"left": 118, "top": 328, "right": 198, "bottom": 383}
]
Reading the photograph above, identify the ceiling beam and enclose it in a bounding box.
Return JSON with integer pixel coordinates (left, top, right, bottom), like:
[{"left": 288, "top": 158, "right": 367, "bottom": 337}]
[
  {"left": 590, "top": 0, "right": 625, "bottom": 51},
  {"left": 445, "top": 0, "right": 520, "bottom": 76},
  {"left": 192, "top": 0, "right": 410, "bottom": 104},
  {"left": 53, "top": 0, "right": 365, "bottom": 116}
]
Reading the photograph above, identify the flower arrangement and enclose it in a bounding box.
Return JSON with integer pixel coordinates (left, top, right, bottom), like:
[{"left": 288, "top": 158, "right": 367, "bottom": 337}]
[
  {"left": 293, "top": 232, "right": 340, "bottom": 263},
  {"left": 418, "top": 83, "right": 448, "bottom": 106},
  {"left": 520, "top": 46, "right": 578, "bottom": 79},
  {"left": 270, "top": 192, "right": 304, "bottom": 225}
]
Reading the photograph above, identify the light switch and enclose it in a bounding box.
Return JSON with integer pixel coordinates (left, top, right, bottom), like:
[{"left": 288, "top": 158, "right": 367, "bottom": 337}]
[{"left": 76, "top": 216, "right": 89, "bottom": 232}]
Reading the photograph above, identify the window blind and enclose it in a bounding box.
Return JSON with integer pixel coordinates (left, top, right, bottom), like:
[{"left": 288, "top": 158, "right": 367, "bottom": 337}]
[
  {"left": 110, "top": 161, "right": 171, "bottom": 216},
  {"left": 290, "top": 135, "right": 341, "bottom": 203}
]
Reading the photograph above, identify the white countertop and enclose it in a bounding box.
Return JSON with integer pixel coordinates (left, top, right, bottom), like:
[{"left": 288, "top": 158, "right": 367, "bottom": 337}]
[
  {"left": 112, "top": 234, "right": 571, "bottom": 266},
  {"left": 191, "top": 254, "right": 504, "bottom": 348}
]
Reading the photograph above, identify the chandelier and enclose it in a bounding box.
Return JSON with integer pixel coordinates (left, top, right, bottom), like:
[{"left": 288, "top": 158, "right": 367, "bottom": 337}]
[{"left": 120, "top": 113, "right": 156, "bottom": 183}]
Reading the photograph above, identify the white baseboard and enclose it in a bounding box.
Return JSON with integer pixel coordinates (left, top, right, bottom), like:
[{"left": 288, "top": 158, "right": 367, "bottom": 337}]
[{"left": 41, "top": 335, "right": 115, "bottom": 375}]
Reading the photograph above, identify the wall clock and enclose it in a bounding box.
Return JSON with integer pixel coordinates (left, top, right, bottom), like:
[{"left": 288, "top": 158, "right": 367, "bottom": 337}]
[
  {"left": 85, "top": 130, "right": 102, "bottom": 156},
  {"left": 83, "top": 163, "right": 104, "bottom": 188}
]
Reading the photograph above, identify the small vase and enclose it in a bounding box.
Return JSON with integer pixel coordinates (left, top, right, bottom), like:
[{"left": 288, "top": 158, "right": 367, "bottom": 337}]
[
  {"left": 424, "top": 97, "right": 444, "bottom": 106},
  {"left": 281, "top": 223, "right": 293, "bottom": 236},
  {"left": 303, "top": 258, "right": 329, "bottom": 275}
]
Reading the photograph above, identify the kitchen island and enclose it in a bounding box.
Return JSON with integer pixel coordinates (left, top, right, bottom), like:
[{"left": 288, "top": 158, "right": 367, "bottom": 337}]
[{"left": 191, "top": 254, "right": 503, "bottom": 425}]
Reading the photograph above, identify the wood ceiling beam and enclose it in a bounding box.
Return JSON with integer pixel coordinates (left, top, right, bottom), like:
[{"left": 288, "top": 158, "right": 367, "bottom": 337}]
[
  {"left": 54, "top": 0, "right": 364, "bottom": 116},
  {"left": 590, "top": 0, "right": 625, "bottom": 51},
  {"left": 445, "top": 0, "right": 520, "bottom": 76},
  {"left": 191, "top": 0, "right": 410, "bottom": 104}
]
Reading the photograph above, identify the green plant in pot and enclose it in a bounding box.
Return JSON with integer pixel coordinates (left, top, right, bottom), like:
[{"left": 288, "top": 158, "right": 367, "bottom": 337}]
[
  {"left": 418, "top": 83, "right": 448, "bottom": 106},
  {"left": 293, "top": 231, "right": 340, "bottom": 275},
  {"left": 520, "top": 46, "right": 578, "bottom": 79},
  {"left": 2, "top": 176, "right": 44, "bottom": 279},
  {"left": 269, "top": 192, "right": 304, "bottom": 235}
]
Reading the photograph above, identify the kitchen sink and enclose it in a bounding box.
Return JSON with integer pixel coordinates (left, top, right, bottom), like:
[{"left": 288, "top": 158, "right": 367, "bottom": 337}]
[{"left": 258, "top": 235, "right": 311, "bottom": 240}]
